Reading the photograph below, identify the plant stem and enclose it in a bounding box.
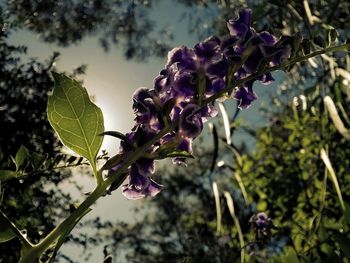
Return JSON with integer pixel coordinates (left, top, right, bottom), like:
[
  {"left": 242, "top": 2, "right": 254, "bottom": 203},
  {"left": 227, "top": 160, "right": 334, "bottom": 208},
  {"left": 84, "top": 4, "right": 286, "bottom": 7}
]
[
  {"left": 30, "top": 122, "right": 175, "bottom": 259},
  {"left": 32, "top": 183, "right": 105, "bottom": 256},
  {"left": 27, "top": 42, "right": 350, "bottom": 259},
  {"left": 0, "top": 210, "right": 33, "bottom": 249}
]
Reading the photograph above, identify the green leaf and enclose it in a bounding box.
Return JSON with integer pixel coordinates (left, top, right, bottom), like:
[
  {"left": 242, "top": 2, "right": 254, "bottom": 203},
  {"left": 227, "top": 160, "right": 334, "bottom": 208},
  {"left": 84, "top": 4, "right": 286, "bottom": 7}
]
[
  {"left": 15, "top": 145, "right": 29, "bottom": 171},
  {"left": 328, "top": 28, "right": 338, "bottom": 46},
  {"left": 155, "top": 150, "right": 194, "bottom": 160},
  {"left": 47, "top": 72, "right": 104, "bottom": 171},
  {"left": 0, "top": 170, "right": 18, "bottom": 183},
  {"left": 30, "top": 152, "right": 46, "bottom": 170},
  {"left": 0, "top": 213, "right": 16, "bottom": 243},
  {"left": 284, "top": 246, "right": 300, "bottom": 263}
]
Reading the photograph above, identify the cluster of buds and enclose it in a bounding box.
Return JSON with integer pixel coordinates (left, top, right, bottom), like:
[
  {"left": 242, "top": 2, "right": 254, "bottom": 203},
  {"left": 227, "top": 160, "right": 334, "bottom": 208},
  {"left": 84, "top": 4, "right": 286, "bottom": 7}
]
[{"left": 116, "top": 9, "right": 292, "bottom": 199}]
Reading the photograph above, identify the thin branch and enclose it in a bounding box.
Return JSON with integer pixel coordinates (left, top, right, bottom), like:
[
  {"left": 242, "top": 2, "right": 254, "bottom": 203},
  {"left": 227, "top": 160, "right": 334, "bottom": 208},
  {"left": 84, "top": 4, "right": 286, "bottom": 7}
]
[{"left": 0, "top": 210, "right": 33, "bottom": 249}]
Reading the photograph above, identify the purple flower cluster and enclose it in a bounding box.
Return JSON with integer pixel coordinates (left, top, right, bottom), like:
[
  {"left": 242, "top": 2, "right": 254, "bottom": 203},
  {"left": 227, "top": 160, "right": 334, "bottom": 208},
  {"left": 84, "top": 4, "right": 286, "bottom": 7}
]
[
  {"left": 117, "top": 9, "right": 291, "bottom": 200},
  {"left": 249, "top": 212, "right": 274, "bottom": 240}
]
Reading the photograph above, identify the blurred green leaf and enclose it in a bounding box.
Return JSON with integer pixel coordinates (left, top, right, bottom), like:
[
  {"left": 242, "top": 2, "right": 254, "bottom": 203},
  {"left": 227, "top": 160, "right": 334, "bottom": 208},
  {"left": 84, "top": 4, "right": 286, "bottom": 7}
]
[
  {"left": 284, "top": 247, "right": 300, "bottom": 263},
  {"left": 15, "top": 145, "right": 29, "bottom": 171},
  {"left": 29, "top": 152, "right": 45, "bottom": 170},
  {"left": 155, "top": 150, "right": 194, "bottom": 160},
  {"left": 0, "top": 170, "right": 18, "bottom": 183},
  {"left": 47, "top": 72, "right": 104, "bottom": 171},
  {"left": 0, "top": 213, "right": 16, "bottom": 243}
]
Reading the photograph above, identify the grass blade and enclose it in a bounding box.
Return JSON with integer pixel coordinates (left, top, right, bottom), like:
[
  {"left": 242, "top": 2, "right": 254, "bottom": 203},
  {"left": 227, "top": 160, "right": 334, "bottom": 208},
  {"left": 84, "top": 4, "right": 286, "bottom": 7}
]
[
  {"left": 224, "top": 191, "right": 245, "bottom": 263},
  {"left": 320, "top": 148, "right": 345, "bottom": 211},
  {"left": 212, "top": 182, "right": 222, "bottom": 234}
]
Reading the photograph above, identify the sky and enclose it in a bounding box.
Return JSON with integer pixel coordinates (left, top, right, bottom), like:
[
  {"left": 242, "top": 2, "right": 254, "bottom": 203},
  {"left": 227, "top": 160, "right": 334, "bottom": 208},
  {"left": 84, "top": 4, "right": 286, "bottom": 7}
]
[{"left": 7, "top": 1, "right": 282, "bottom": 262}]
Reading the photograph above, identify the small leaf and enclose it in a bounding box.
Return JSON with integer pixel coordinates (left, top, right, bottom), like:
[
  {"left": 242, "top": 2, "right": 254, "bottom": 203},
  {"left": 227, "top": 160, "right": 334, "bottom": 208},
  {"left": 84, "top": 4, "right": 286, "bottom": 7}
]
[
  {"left": 102, "top": 255, "right": 113, "bottom": 263},
  {"left": 100, "top": 131, "right": 127, "bottom": 141},
  {"left": 0, "top": 170, "right": 18, "bottom": 183},
  {"left": 328, "top": 28, "right": 338, "bottom": 46},
  {"left": 155, "top": 150, "right": 194, "bottom": 160},
  {"left": 0, "top": 213, "right": 16, "bottom": 243},
  {"left": 47, "top": 72, "right": 104, "bottom": 171},
  {"left": 208, "top": 123, "right": 219, "bottom": 173},
  {"left": 66, "top": 156, "right": 77, "bottom": 165},
  {"left": 15, "top": 145, "right": 29, "bottom": 171},
  {"left": 30, "top": 152, "right": 46, "bottom": 170}
]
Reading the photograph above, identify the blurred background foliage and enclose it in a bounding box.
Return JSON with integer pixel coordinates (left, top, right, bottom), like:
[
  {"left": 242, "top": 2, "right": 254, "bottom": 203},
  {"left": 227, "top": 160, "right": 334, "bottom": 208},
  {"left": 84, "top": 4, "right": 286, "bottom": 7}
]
[{"left": 0, "top": 0, "right": 350, "bottom": 262}]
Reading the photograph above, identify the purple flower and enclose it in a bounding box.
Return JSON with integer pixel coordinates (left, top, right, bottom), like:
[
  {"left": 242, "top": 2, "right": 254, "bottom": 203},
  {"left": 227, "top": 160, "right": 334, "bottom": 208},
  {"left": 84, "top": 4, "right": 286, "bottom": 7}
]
[
  {"left": 172, "top": 70, "right": 197, "bottom": 98},
  {"left": 166, "top": 45, "right": 196, "bottom": 71},
  {"left": 233, "top": 81, "right": 258, "bottom": 109},
  {"left": 195, "top": 37, "right": 228, "bottom": 78},
  {"left": 227, "top": 9, "right": 252, "bottom": 41},
  {"left": 249, "top": 212, "right": 273, "bottom": 231},
  {"left": 114, "top": 8, "right": 292, "bottom": 200},
  {"left": 122, "top": 163, "right": 162, "bottom": 200},
  {"left": 179, "top": 103, "right": 203, "bottom": 138},
  {"left": 132, "top": 87, "right": 158, "bottom": 125},
  {"left": 122, "top": 178, "right": 163, "bottom": 200}
]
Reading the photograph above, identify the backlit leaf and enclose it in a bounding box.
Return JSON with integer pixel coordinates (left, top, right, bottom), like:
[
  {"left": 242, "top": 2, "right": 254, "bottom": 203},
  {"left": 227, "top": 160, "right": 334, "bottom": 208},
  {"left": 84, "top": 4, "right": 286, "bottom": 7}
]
[{"left": 47, "top": 72, "right": 104, "bottom": 170}]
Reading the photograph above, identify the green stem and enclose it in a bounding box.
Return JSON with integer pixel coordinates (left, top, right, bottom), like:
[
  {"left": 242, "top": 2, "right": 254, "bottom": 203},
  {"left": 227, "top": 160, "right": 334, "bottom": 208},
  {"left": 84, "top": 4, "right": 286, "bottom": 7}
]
[
  {"left": 30, "top": 123, "right": 175, "bottom": 259},
  {"left": 0, "top": 210, "right": 33, "bottom": 249},
  {"left": 25, "top": 42, "right": 350, "bottom": 260},
  {"left": 32, "top": 183, "right": 105, "bottom": 256}
]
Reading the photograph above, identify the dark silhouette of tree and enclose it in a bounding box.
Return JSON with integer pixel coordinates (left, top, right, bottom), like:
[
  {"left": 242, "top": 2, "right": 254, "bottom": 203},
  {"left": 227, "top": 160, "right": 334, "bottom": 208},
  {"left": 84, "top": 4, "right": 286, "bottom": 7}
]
[
  {"left": 0, "top": 7, "right": 86, "bottom": 262},
  {"left": 4, "top": 0, "right": 173, "bottom": 60}
]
